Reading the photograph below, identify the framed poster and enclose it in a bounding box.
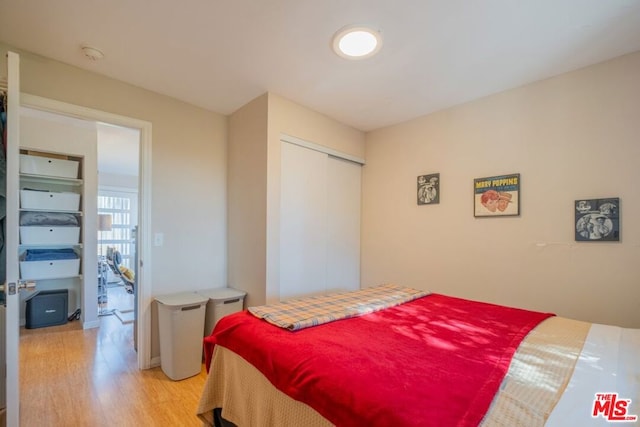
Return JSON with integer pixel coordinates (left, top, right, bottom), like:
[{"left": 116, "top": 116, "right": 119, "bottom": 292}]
[
  {"left": 575, "top": 198, "right": 619, "bottom": 241},
  {"left": 417, "top": 173, "right": 439, "bottom": 205},
  {"left": 474, "top": 173, "right": 520, "bottom": 217}
]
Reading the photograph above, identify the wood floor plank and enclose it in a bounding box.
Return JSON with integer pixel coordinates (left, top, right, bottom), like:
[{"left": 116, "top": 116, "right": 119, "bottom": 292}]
[{"left": 19, "top": 286, "right": 208, "bottom": 426}]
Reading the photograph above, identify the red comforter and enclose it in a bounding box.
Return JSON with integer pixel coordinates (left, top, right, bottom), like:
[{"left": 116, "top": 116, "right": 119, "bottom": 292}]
[{"left": 204, "top": 293, "right": 554, "bottom": 427}]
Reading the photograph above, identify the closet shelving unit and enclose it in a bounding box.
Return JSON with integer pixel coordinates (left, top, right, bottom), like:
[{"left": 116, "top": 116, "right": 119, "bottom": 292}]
[{"left": 18, "top": 151, "right": 84, "bottom": 316}]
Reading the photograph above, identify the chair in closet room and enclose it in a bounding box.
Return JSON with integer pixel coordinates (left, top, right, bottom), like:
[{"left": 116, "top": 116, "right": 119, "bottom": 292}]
[{"left": 106, "top": 247, "right": 135, "bottom": 294}]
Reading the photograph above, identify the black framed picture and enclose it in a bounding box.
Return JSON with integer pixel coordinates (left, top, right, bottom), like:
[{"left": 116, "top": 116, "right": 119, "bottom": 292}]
[
  {"left": 473, "top": 173, "right": 520, "bottom": 217},
  {"left": 575, "top": 198, "right": 620, "bottom": 241},
  {"left": 417, "top": 173, "right": 439, "bottom": 205}
]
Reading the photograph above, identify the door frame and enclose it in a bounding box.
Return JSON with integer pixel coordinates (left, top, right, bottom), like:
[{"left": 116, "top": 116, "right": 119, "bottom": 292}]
[
  {"left": 21, "top": 93, "right": 153, "bottom": 370},
  {"left": 5, "top": 50, "right": 21, "bottom": 427}
]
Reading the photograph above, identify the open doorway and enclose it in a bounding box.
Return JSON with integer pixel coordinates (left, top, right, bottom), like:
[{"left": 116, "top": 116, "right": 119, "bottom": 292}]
[
  {"left": 20, "top": 93, "right": 152, "bottom": 370},
  {"left": 97, "top": 123, "right": 140, "bottom": 337}
]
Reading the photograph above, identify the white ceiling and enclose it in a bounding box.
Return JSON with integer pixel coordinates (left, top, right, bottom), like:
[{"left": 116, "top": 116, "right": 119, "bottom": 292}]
[{"left": 1, "top": 1, "right": 640, "bottom": 132}]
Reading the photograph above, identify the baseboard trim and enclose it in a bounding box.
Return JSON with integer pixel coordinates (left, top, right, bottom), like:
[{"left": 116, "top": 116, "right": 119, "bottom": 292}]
[{"left": 83, "top": 319, "right": 100, "bottom": 329}]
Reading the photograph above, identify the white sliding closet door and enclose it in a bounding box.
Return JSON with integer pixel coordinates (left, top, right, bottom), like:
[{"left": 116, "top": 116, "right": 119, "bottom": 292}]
[
  {"left": 280, "top": 140, "right": 361, "bottom": 300},
  {"left": 280, "top": 142, "right": 328, "bottom": 299},
  {"left": 326, "top": 155, "right": 361, "bottom": 293}
]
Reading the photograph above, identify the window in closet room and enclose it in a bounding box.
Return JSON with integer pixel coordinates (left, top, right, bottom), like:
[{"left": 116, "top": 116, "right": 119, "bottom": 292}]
[
  {"left": 98, "top": 191, "right": 138, "bottom": 270},
  {"left": 97, "top": 190, "right": 138, "bottom": 320}
]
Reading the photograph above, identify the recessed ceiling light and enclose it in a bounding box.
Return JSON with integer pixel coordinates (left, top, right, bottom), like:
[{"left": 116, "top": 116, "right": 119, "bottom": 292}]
[{"left": 332, "top": 26, "right": 382, "bottom": 60}]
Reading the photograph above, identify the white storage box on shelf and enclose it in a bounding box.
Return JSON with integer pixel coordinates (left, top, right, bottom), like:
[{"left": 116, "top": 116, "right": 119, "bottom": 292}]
[
  {"left": 19, "top": 154, "right": 79, "bottom": 179},
  {"left": 20, "top": 258, "right": 80, "bottom": 280},
  {"left": 20, "top": 226, "right": 80, "bottom": 245},
  {"left": 196, "top": 287, "right": 246, "bottom": 337},
  {"left": 20, "top": 190, "right": 80, "bottom": 211},
  {"left": 155, "top": 292, "right": 208, "bottom": 381}
]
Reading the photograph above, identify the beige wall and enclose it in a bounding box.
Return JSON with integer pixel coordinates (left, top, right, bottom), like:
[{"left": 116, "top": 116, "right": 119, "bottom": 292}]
[
  {"left": 227, "top": 94, "right": 269, "bottom": 307},
  {"left": 362, "top": 52, "right": 640, "bottom": 328},
  {"left": 227, "top": 92, "right": 365, "bottom": 306},
  {"left": 1, "top": 42, "right": 228, "bottom": 359},
  {"left": 98, "top": 172, "right": 138, "bottom": 189},
  {"left": 267, "top": 93, "right": 366, "bottom": 159}
]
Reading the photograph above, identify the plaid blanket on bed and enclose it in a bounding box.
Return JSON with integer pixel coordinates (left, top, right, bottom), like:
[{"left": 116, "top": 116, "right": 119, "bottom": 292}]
[{"left": 248, "top": 284, "right": 430, "bottom": 331}]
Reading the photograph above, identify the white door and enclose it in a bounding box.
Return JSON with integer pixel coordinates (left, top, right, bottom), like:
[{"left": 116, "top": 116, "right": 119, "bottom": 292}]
[
  {"left": 326, "top": 155, "right": 361, "bottom": 293},
  {"left": 279, "top": 140, "right": 362, "bottom": 300},
  {"left": 280, "top": 141, "right": 328, "bottom": 299},
  {"left": 4, "top": 51, "right": 21, "bottom": 427}
]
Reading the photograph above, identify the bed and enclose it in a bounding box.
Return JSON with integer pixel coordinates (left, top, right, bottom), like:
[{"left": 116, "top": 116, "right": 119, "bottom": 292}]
[{"left": 197, "top": 284, "right": 640, "bottom": 426}]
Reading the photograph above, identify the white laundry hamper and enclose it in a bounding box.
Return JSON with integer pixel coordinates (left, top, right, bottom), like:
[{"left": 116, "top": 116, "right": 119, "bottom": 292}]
[
  {"left": 155, "top": 292, "right": 208, "bottom": 380},
  {"left": 196, "top": 287, "right": 246, "bottom": 337}
]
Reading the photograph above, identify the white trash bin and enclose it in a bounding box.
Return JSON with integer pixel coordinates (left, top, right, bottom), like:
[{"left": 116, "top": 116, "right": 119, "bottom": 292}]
[
  {"left": 197, "top": 288, "right": 246, "bottom": 337},
  {"left": 155, "top": 291, "right": 208, "bottom": 380}
]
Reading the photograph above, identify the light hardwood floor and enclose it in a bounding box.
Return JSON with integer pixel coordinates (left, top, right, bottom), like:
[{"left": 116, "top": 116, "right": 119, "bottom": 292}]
[{"left": 19, "top": 287, "right": 208, "bottom": 427}]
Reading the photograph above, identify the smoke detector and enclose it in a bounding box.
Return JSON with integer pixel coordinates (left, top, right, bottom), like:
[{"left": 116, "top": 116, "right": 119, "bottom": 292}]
[{"left": 81, "top": 45, "right": 104, "bottom": 61}]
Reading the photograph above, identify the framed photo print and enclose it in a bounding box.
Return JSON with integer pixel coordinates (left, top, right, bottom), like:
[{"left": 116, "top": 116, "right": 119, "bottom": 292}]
[
  {"left": 474, "top": 173, "right": 520, "bottom": 217},
  {"left": 575, "top": 198, "right": 619, "bottom": 242},
  {"left": 417, "top": 173, "right": 439, "bottom": 205}
]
